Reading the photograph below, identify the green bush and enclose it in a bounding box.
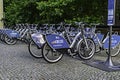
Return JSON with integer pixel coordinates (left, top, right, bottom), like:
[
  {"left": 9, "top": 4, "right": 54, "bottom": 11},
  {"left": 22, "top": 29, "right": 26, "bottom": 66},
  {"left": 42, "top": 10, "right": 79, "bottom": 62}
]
[{"left": 4, "top": 0, "right": 107, "bottom": 26}]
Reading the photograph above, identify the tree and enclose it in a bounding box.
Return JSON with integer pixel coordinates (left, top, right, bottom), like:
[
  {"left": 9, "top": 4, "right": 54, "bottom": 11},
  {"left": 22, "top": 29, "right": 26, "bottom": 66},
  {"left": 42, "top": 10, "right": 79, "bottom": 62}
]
[
  {"left": 4, "top": 0, "right": 40, "bottom": 25},
  {"left": 37, "top": 0, "right": 74, "bottom": 23},
  {"left": 4, "top": 0, "right": 108, "bottom": 25}
]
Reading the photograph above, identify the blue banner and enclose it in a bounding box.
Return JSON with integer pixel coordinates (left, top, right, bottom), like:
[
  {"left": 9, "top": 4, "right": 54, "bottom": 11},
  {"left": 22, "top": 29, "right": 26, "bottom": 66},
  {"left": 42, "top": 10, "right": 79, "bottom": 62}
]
[{"left": 107, "top": 0, "right": 115, "bottom": 25}]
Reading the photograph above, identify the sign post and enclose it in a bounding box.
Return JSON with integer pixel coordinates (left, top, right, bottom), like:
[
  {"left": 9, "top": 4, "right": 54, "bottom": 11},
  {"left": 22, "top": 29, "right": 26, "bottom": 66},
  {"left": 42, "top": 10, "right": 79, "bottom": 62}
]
[
  {"left": 83, "top": 0, "right": 120, "bottom": 72},
  {"left": 105, "top": 0, "right": 116, "bottom": 66},
  {"left": 107, "top": 0, "right": 115, "bottom": 26}
]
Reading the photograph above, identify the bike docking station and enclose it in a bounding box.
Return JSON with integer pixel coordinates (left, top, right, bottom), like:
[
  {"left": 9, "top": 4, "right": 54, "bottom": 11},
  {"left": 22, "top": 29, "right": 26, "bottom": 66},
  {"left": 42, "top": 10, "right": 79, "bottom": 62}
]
[{"left": 83, "top": 0, "right": 120, "bottom": 72}]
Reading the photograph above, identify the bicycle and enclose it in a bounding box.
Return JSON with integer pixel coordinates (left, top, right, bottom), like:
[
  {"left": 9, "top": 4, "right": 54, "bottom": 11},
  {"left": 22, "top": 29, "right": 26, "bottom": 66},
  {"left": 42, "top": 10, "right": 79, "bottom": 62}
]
[
  {"left": 42, "top": 22, "right": 96, "bottom": 63},
  {"left": 89, "top": 24, "right": 120, "bottom": 57},
  {"left": 4, "top": 23, "right": 38, "bottom": 45},
  {"left": 28, "top": 23, "right": 63, "bottom": 58},
  {"left": 28, "top": 24, "right": 48, "bottom": 58}
]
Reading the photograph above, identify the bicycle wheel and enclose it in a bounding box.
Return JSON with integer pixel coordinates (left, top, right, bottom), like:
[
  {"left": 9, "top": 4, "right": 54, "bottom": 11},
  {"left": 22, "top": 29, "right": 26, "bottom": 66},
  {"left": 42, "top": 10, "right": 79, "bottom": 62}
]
[
  {"left": 0, "top": 34, "right": 5, "bottom": 41},
  {"left": 78, "top": 38, "right": 95, "bottom": 60},
  {"left": 4, "top": 35, "right": 17, "bottom": 45},
  {"left": 28, "top": 41, "right": 43, "bottom": 58},
  {"left": 42, "top": 43, "right": 63, "bottom": 63},
  {"left": 107, "top": 43, "right": 120, "bottom": 57}
]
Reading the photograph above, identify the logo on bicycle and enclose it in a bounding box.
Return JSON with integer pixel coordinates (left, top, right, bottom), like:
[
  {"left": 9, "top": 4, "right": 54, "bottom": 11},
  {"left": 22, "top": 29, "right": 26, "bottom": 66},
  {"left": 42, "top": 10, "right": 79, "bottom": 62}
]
[
  {"left": 51, "top": 40, "right": 64, "bottom": 44},
  {"left": 55, "top": 36, "right": 60, "bottom": 39}
]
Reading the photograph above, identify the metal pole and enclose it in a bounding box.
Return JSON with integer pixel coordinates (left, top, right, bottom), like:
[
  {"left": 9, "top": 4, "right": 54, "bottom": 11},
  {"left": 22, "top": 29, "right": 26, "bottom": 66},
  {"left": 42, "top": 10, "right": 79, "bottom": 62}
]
[
  {"left": 105, "top": 0, "right": 116, "bottom": 66},
  {"left": 0, "top": 0, "right": 3, "bottom": 29},
  {"left": 104, "top": 25, "right": 113, "bottom": 66},
  {"left": 81, "top": 0, "right": 120, "bottom": 71}
]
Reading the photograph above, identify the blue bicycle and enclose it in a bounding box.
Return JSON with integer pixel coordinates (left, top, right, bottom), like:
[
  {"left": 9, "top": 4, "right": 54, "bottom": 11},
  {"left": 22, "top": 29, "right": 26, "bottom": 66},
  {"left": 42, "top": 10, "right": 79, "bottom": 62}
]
[
  {"left": 85, "top": 24, "right": 120, "bottom": 57},
  {"left": 42, "top": 22, "right": 96, "bottom": 63}
]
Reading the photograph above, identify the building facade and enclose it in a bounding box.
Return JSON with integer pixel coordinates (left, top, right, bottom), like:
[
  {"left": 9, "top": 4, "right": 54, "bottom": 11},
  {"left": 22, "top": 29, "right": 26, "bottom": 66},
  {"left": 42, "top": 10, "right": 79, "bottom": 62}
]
[{"left": 0, "top": 0, "right": 3, "bottom": 28}]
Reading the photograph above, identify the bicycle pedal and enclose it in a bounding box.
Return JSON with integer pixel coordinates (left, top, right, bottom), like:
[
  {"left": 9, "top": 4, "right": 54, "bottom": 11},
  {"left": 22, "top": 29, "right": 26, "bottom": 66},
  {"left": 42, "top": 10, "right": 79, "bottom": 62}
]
[{"left": 71, "top": 55, "right": 75, "bottom": 58}]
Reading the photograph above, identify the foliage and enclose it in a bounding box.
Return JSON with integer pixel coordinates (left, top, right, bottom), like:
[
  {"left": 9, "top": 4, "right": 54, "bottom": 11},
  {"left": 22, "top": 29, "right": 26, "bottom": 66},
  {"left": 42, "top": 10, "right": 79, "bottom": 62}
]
[
  {"left": 4, "top": 0, "right": 40, "bottom": 25},
  {"left": 4, "top": 0, "right": 108, "bottom": 25},
  {"left": 36, "top": 0, "right": 74, "bottom": 23}
]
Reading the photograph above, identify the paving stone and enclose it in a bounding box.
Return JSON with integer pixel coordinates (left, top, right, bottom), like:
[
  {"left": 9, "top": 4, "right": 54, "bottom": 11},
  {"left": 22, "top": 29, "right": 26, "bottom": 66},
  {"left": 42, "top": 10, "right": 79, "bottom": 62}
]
[{"left": 0, "top": 42, "right": 120, "bottom": 80}]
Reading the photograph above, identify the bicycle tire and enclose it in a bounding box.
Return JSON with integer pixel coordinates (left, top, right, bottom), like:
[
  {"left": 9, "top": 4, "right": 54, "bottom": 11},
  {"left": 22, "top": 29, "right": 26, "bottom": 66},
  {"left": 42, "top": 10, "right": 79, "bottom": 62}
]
[
  {"left": 28, "top": 41, "right": 43, "bottom": 58},
  {"left": 107, "top": 43, "right": 120, "bottom": 57},
  {"left": 4, "top": 35, "right": 17, "bottom": 45},
  {"left": 78, "top": 38, "right": 95, "bottom": 60},
  {"left": 0, "top": 34, "right": 5, "bottom": 41},
  {"left": 42, "top": 43, "right": 63, "bottom": 63}
]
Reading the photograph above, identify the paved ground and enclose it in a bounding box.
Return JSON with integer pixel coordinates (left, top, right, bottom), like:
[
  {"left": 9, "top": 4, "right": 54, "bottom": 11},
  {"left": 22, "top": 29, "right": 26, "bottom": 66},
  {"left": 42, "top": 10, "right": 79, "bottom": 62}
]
[{"left": 0, "top": 42, "right": 120, "bottom": 80}]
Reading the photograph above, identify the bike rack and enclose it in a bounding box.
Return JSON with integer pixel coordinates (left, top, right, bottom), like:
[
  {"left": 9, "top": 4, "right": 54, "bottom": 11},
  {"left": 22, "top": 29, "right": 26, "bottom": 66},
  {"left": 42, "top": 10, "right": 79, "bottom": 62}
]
[{"left": 83, "top": 26, "right": 120, "bottom": 72}]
